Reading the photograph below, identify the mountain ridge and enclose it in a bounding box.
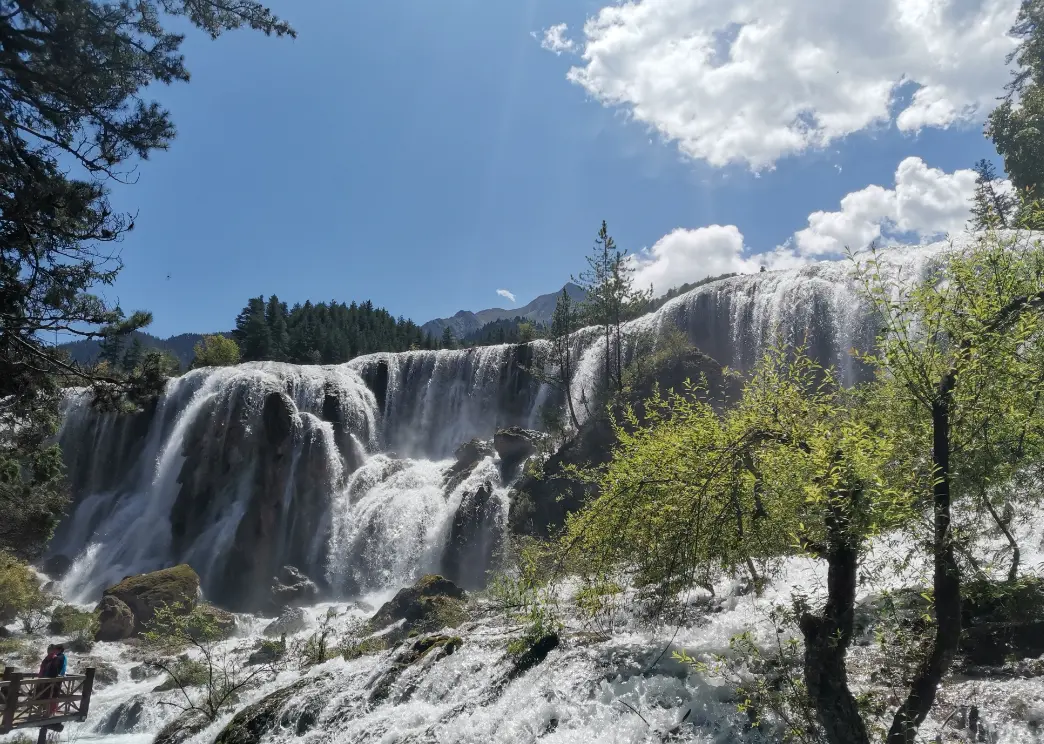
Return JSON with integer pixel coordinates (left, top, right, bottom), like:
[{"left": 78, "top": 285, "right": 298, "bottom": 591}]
[{"left": 421, "top": 282, "right": 586, "bottom": 339}]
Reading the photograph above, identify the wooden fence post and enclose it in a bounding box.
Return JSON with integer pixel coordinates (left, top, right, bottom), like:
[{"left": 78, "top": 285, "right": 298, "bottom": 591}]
[
  {"left": 1, "top": 671, "right": 23, "bottom": 733},
  {"left": 78, "top": 669, "right": 95, "bottom": 720}
]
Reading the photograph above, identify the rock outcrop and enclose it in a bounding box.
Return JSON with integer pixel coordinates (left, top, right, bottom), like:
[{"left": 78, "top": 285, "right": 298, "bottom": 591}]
[
  {"left": 367, "top": 574, "right": 467, "bottom": 637},
  {"left": 95, "top": 596, "right": 136, "bottom": 641},
  {"left": 263, "top": 606, "right": 308, "bottom": 637},
  {"left": 441, "top": 483, "right": 502, "bottom": 589},
  {"left": 493, "top": 427, "right": 540, "bottom": 480},
  {"left": 511, "top": 346, "right": 739, "bottom": 538},
  {"left": 96, "top": 564, "right": 201, "bottom": 635},
  {"left": 42, "top": 554, "right": 73, "bottom": 579},
  {"left": 268, "top": 565, "right": 319, "bottom": 611}
]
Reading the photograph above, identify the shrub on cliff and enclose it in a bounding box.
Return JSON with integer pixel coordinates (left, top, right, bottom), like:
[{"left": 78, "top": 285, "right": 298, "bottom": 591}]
[{"left": 0, "top": 553, "right": 48, "bottom": 630}]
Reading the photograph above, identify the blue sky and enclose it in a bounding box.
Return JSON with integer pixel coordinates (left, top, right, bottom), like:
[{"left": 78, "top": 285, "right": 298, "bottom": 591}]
[{"left": 103, "top": 0, "right": 1014, "bottom": 337}]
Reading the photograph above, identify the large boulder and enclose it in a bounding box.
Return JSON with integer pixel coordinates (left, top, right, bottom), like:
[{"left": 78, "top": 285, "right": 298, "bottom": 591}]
[
  {"left": 268, "top": 566, "right": 319, "bottom": 611},
  {"left": 95, "top": 596, "right": 135, "bottom": 642},
  {"left": 493, "top": 427, "right": 541, "bottom": 480},
  {"left": 367, "top": 575, "right": 467, "bottom": 636},
  {"left": 98, "top": 564, "right": 201, "bottom": 634},
  {"left": 441, "top": 483, "right": 502, "bottom": 589},
  {"left": 263, "top": 606, "right": 308, "bottom": 638}
]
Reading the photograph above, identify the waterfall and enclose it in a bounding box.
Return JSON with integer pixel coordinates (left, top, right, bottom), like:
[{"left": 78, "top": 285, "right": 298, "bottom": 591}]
[
  {"left": 50, "top": 242, "right": 953, "bottom": 607},
  {"left": 54, "top": 349, "right": 543, "bottom": 607}
]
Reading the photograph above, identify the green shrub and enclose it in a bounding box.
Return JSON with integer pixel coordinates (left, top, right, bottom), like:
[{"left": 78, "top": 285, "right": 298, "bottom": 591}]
[
  {"left": 0, "top": 552, "right": 44, "bottom": 624},
  {"left": 341, "top": 635, "right": 389, "bottom": 661}
]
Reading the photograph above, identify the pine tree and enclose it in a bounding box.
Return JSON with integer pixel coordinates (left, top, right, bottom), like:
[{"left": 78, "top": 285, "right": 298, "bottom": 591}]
[
  {"left": 441, "top": 326, "right": 457, "bottom": 350},
  {"left": 575, "top": 221, "right": 652, "bottom": 396},
  {"left": 266, "top": 295, "right": 290, "bottom": 362},
  {"left": 969, "top": 159, "right": 1018, "bottom": 229},
  {"left": 233, "top": 297, "right": 271, "bottom": 362}
]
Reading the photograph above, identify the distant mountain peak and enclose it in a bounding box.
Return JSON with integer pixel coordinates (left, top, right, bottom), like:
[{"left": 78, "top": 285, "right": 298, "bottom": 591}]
[{"left": 421, "top": 283, "right": 585, "bottom": 339}]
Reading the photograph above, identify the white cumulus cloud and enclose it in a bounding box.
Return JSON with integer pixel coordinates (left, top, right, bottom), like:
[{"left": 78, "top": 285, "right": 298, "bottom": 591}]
[
  {"left": 536, "top": 23, "right": 576, "bottom": 55},
  {"left": 632, "top": 157, "right": 999, "bottom": 295},
  {"left": 497, "top": 288, "right": 517, "bottom": 304},
  {"left": 793, "top": 157, "right": 983, "bottom": 255},
  {"left": 557, "top": 0, "right": 1019, "bottom": 168}
]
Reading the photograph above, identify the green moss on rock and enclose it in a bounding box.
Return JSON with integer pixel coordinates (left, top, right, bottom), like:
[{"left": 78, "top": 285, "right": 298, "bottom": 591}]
[{"left": 99, "top": 564, "right": 201, "bottom": 633}]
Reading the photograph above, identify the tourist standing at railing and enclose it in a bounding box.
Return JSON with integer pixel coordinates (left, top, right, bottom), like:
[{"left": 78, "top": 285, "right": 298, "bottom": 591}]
[{"left": 38, "top": 645, "right": 61, "bottom": 718}]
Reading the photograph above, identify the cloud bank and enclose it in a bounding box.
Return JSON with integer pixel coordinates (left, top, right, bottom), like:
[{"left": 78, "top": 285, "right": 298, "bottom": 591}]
[
  {"left": 553, "top": 0, "right": 1019, "bottom": 168},
  {"left": 630, "top": 157, "right": 1001, "bottom": 294}
]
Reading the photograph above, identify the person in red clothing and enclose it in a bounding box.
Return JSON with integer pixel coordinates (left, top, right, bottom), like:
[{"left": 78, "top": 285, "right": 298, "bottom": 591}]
[{"left": 38, "top": 644, "right": 61, "bottom": 719}]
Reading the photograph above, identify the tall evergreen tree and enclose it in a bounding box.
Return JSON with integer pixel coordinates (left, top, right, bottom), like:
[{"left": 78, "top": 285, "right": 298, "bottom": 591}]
[
  {"left": 266, "top": 295, "right": 290, "bottom": 362},
  {"left": 0, "top": 0, "right": 293, "bottom": 558},
  {"left": 233, "top": 297, "right": 271, "bottom": 362},
  {"left": 550, "top": 289, "right": 580, "bottom": 429},
  {"left": 574, "top": 221, "right": 652, "bottom": 396},
  {"left": 441, "top": 326, "right": 457, "bottom": 350},
  {"left": 985, "top": 0, "right": 1044, "bottom": 223},
  {"left": 969, "top": 159, "right": 1018, "bottom": 229}
]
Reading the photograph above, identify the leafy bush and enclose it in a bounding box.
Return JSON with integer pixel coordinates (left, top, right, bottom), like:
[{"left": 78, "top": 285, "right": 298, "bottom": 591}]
[
  {"left": 0, "top": 552, "right": 44, "bottom": 624},
  {"left": 143, "top": 602, "right": 274, "bottom": 721}
]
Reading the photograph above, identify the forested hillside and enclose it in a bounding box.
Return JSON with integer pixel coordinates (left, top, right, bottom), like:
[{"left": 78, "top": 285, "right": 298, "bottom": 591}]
[{"left": 231, "top": 295, "right": 438, "bottom": 364}]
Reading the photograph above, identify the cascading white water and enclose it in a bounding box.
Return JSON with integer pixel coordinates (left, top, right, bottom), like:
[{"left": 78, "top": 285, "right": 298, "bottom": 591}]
[
  {"left": 13, "top": 238, "right": 1044, "bottom": 744},
  {"left": 51, "top": 242, "right": 958, "bottom": 606},
  {"left": 54, "top": 347, "right": 542, "bottom": 607}
]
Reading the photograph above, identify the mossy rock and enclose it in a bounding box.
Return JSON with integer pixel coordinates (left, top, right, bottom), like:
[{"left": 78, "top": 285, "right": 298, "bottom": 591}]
[
  {"left": 95, "top": 596, "right": 135, "bottom": 642},
  {"left": 367, "top": 575, "right": 467, "bottom": 636},
  {"left": 341, "top": 635, "right": 390, "bottom": 661},
  {"left": 99, "top": 564, "right": 201, "bottom": 633}
]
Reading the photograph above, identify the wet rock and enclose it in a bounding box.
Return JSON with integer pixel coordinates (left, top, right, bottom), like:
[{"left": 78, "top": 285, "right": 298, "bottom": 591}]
[
  {"left": 961, "top": 621, "right": 1044, "bottom": 666},
  {"left": 43, "top": 554, "right": 73, "bottom": 579},
  {"left": 0, "top": 626, "right": 9, "bottom": 638},
  {"left": 269, "top": 565, "right": 319, "bottom": 611},
  {"left": 247, "top": 637, "right": 286, "bottom": 666},
  {"left": 367, "top": 574, "right": 467, "bottom": 636},
  {"left": 214, "top": 676, "right": 327, "bottom": 744},
  {"left": 493, "top": 427, "right": 540, "bottom": 479},
  {"left": 99, "top": 695, "right": 146, "bottom": 735},
  {"left": 447, "top": 439, "right": 494, "bottom": 479},
  {"left": 263, "top": 606, "right": 307, "bottom": 637},
  {"left": 130, "top": 663, "right": 160, "bottom": 681},
  {"left": 441, "top": 482, "right": 502, "bottom": 589},
  {"left": 154, "top": 709, "right": 210, "bottom": 744},
  {"left": 76, "top": 658, "right": 118, "bottom": 687},
  {"left": 507, "top": 633, "right": 559, "bottom": 681},
  {"left": 368, "top": 634, "right": 463, "bottom": 706},
  {"left": 97, "top": 564, "right": 201, "bottom": 634},
  {"left": 95, "top": 596, "right": 135, "bottom": 642}
]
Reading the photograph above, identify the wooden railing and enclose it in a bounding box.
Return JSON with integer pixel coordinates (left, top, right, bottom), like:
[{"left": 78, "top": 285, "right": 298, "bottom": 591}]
[{"left": 0, "top": 667, "right": 95, "bottom": 736}]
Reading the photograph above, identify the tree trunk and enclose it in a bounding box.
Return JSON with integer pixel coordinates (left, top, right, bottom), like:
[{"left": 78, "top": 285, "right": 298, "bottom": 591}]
[
  {"left": 800, "top": 497, "right": 871, "bottom": 744},
  {"left": 886, "top": 395, "right": 962, "bottom": 744}
]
